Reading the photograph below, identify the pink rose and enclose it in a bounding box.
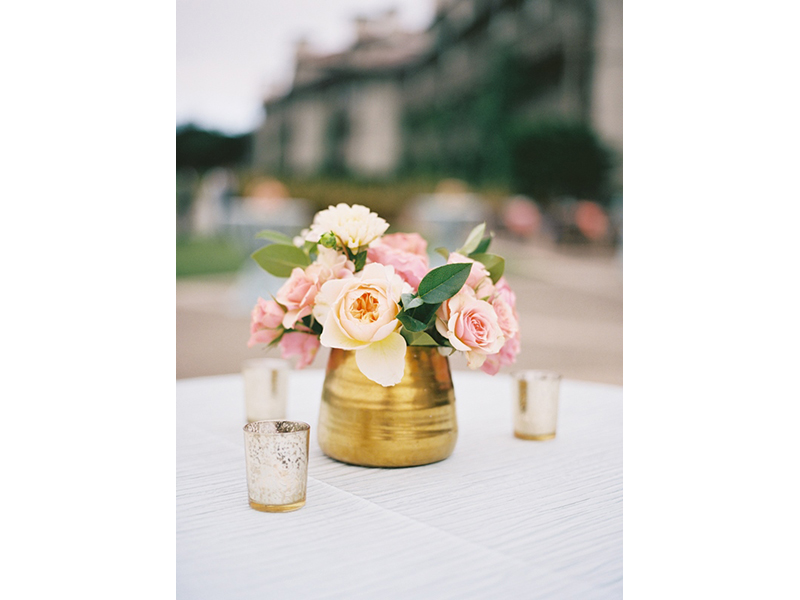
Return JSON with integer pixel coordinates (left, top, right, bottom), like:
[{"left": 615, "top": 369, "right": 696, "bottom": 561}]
[
  {"left": 491, "top": 295, "right": 518, "bottom": 340},
  {"left": 480, "top": 332, "right": 521, "bottom": 375},
  {"left": 278, "top": 331, "right": 321, "bottom": 369},
  {"left": 378, "top": 232, "right": 428, "bottom": 256},
  {"left": 276, "top": 248, "right": 355, "bottom": 330},
  {"left": 367, "top": 242, "right": 429, "bottom": 290},
  {"left": 447, "top": 252, "right": 495, "bottom": 299},
  {"left": 435, "top": 291, "right": 505, "bottom": 369},
  {"left": 276, "top": 267, "right": 319, "bottom": 329},
  {"left": 494, "top": 277, "right": 517, "bottom": 309},
  {"left": 247, "top": 298, "right": 285, "bottom": 347}
]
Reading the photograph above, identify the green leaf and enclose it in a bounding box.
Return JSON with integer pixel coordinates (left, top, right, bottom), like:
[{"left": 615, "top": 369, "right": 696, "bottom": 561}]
[
  {"left": 397, "top": 310, "right": 429, "bottom": 333},
  {"left": 469, "top": 234, "right": 493, "bottom": 256},
  {"left": 255, "top": 230, "right": 295, "bottom": 245},
  {"left": 434, "top": 246, "right": 450, "bottom": 260},
  {"left": 408, "top": 302, "right": 439, "bottom": 325},
  {"left": 470, "top": 253, "right": 505, "bottom": 284},
  {"left": 353, "top": 250, "right": 367, "bottom": 272},
  {"left": 400, "top": 329, "right": 438, "bottom": 346},
  {"left": 456, "top": 223, "right": 486, "bottom": 255},
  {"left": 251, "top": 243, "right": 311, "bottom": 277},
  {"left": 417, "top": 263, "right": 471, "bottom": 304},
  {"left": 401, "top": 293, "right": 424, "bottom": 310}
]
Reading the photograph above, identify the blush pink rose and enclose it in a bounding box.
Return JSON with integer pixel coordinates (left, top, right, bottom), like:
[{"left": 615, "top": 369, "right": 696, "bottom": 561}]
[
  {"left": 247, "top": 298, "right": 285, "bottom": 347},
  {"left": 278, "top": 331, "right": 321, "bottom": 369},
  {"left": 435, "top": 291, "right": 505, "bottom": 369},
  {"left": 480, "top": 331, "right": 521, "bottom": 375},
  {"left": 276, "top": 267, "right": 320, "bottom": 329},
  {"left": 367, "top": 242, "right": 429, "bottom": 290},
  {"left": 494, "top": 277, "right": 517, "bottom": 309},
  {"left": 277, "top": 248, "right": 356, "bottom": 330},
  {"left": 447, "top": 252, "right": 495, "bottom": 299},
  {"left": 378, "top": 232, "right": 428, "bottom": 256},
  {"left": 491, "top": 295, "right": 518, "bottom": 340}
]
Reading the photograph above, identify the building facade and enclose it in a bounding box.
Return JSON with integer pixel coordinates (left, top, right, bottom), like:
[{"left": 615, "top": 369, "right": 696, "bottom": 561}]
[{"left": 252, "top": 0, "right": 622, "bottom": 182}]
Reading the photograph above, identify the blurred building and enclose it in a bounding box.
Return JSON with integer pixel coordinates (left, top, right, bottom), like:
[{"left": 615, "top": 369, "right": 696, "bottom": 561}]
[{"left": 252, "top": 0, "right": 622, "bottom": 180}]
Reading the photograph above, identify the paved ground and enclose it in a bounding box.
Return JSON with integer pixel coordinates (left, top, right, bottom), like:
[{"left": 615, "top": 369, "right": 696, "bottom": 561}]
[{"left": 177, "top": 237, "right": 622, "bottom": 385}]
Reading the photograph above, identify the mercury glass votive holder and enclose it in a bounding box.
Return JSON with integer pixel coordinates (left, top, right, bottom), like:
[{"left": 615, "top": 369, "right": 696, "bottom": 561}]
[
  {"left": 243, "top": 420, "right": 310, "bottom": 512},
  {"left": 242, "top": 358, "right": 289, "bottom": 423},
  {"left": 513, "top": 371, "right": 562, "bottom": 441}
]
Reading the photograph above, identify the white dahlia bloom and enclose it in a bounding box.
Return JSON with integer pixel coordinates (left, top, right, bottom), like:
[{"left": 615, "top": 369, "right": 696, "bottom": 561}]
[{"left": 305, "top": 203, "right": 389, "bottom": 251}]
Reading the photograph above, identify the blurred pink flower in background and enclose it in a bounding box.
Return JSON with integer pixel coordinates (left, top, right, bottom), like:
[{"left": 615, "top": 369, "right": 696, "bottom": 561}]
[
  {"left": 502, "top": 196, "right": 541, "bottom": 238},
  {"left": 575, "top": 201, "right": 609, "bottom": 241}
]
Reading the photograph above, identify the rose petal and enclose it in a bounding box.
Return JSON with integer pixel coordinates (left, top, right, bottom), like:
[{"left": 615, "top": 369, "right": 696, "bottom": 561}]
[
  {"left": 354, "top": 332, "right": 407, "bottom": 387},
  {"left": 320, "top": 312, "right": 370, "bottom": 350}
]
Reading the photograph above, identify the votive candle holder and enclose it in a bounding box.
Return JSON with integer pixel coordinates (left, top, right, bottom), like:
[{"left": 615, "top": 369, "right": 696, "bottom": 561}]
[
  {"left": 243, "top": 420, "right": 310, "bottom": 512},
  {"left": 242, "top": 358, "right": 289, "bottom": 423},
  {"left": 512, "top": 370, "right": 562, "bottom": 441}
]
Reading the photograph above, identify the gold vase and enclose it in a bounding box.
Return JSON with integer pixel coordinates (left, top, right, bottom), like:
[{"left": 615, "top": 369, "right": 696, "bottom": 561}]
[{"left": 318, "top": 346, "right": 458, "bottom": 467}]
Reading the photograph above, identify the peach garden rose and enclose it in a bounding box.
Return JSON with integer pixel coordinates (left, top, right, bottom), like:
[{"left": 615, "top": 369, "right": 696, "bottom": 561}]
[{"left": 313, "top": 262, "right": 411, "bottom": 386}]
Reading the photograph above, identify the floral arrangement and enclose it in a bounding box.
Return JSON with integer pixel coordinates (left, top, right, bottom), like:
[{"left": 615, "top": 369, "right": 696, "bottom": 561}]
[{"left": 248, "top": 203, "right": 520, "bottom": 386}]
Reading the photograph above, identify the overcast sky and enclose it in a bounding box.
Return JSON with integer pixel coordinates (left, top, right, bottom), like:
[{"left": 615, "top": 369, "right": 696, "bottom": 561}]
[{"left": 177, "top": 0, "right": 435, "bottom": 134}]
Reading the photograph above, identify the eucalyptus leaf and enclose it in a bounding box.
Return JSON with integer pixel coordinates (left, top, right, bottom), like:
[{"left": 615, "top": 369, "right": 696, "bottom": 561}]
[
  {"left": 255, "top": 230, "right": 295, "bottom": 245},
  {"left": 417, "top": 262, "right": 471, "bottom": 304},
  {"left": 470, "top": 252, "right": 505, "bottom": 284},
  {"left": 251, "top": 243, "right": 311, "bottom": 277},
  {"left": 456, "top": 223, "right": 486, "bottom": 255}
]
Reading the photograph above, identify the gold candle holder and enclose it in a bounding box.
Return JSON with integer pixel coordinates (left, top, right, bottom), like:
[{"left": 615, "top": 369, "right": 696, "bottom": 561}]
[
  {"left": 243, "top": 420, "right": 310, "bottom": 512},
  {"left": 242, "top": 358, "right": 288, "bottom": 423},
  {"left": 512, "top": 370, "right": 561, "bottom": 440}
]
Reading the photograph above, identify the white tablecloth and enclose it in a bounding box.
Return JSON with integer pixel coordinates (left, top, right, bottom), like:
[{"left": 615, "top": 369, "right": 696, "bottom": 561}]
[{"left": 177, "top": 371, "right": 622, "bottom": 599}]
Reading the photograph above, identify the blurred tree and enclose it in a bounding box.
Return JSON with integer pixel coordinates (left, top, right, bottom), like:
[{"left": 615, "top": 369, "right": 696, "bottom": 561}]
[
  {"left": 510, "top": 120, "right": 613, "bottom": 205},
  {"left": 176, "top": 124, "right": 252, "bottom": 171}
]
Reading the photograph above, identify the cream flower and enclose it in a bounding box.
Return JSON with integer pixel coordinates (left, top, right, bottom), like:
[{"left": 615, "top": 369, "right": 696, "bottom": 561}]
[
  {"left": 313, "top": 262, "right": 410, "bottom": 386},
  {"left": 305, "top": 203, "right": 389, "bottom": 251},
  {"left": 311, "top": 246, "right": 355, "bottom": 281}
]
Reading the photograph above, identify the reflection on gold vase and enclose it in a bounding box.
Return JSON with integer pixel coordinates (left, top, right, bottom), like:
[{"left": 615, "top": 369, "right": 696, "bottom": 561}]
[{"left": 318, "top": 347, "right": 458, "bottom": 467}]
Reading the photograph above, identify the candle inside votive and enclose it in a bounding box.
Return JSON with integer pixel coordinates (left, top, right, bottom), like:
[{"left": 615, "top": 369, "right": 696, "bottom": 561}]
[
  {"left": 513, "top": 371, "right": 561, "bottom": 440},
  {"left": 243, "top": 358, "right": 288, "bottom": 423}
]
